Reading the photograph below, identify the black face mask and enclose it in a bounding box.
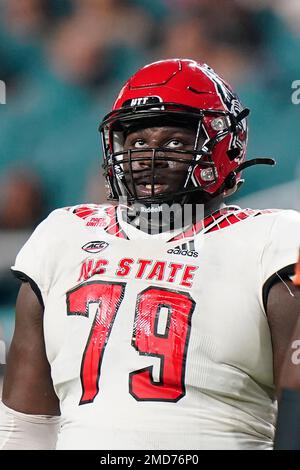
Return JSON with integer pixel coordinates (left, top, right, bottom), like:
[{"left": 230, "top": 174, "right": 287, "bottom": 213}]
[{"left": 101, "top": 110, "right": 210, "bottom": 205}]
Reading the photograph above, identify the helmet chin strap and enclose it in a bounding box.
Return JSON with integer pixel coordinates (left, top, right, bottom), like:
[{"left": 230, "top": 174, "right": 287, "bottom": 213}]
[
  {"left": 221, "top": 157, "right": 276, "bottom": 193},
  {"left": 235, "top": 157, "right": 276, "bottom": 173}
]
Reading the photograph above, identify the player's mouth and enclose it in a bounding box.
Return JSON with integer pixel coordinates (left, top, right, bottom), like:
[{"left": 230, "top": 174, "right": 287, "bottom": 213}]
[{"left": 136, "top": 183, "right": 170, "bottom": 196}]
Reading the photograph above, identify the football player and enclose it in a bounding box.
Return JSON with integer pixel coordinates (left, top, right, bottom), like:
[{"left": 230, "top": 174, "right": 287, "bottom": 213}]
[{"left": 1, "top": 59, "right": 300, "bottom": 450}]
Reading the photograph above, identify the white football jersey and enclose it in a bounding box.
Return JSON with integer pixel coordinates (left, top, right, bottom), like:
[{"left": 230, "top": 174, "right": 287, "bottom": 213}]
[{"left": 11, "top": 204, "right": 300, "bottom": 450}]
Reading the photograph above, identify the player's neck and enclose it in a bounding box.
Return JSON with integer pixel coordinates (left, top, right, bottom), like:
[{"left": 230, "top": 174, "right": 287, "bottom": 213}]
[
  {"left": 204, "top": 196, "right": 226, "bottom": 217},
  {"left": 120, "top": 196, "right": 226, "bottom": 235}
]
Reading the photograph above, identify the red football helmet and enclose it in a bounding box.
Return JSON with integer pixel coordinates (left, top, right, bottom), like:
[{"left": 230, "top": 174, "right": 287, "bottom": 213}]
[{"left": 99, "top": 59, "right": 274, "bottom": 204}]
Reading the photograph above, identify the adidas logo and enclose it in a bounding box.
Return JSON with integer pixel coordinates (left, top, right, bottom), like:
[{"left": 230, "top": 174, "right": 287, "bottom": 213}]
[{"left": 167, "top": 240, "right": 198, "bottom": 258}]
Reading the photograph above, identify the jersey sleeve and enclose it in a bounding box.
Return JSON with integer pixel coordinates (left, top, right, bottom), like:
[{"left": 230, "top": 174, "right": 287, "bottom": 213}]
[
  {"left": 11, "top": 210, "right": 60, "bottom": 306},
  {"left": 261, "top": 210, "right": 300, "bottom": 310}
]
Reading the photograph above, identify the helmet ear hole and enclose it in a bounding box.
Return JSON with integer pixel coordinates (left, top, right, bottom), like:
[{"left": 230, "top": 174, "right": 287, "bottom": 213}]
[
  {"left": 224, "top": 172, "right": 236, "bottom": 190},
  {"left": 223, "top": 178, "right": 244, "bottom": 198}
]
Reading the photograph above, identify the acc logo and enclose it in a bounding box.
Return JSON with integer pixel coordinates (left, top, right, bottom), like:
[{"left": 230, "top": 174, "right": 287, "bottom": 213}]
[{"left": 82, "top": 241, "right": 109, "bottom": 253}]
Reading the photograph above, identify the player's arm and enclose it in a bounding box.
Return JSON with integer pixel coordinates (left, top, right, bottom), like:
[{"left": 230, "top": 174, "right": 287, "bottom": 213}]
[
  {"left": 273, "top": 258, "right": 300, "bottom": 449},
  {"left": 267, "top": 277, "right": 300, "bottom": 389},
  {"left": 0, "top": 281, "right": 60, "bottom": 450},
  {"left": 273, "top": 316, "right": 300, "bottom": 449}
]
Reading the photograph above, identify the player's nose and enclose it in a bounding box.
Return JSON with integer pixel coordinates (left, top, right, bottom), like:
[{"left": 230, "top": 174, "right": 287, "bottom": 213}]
[{"left": 134, "top": 150, "right": 169, "bottom": 168}]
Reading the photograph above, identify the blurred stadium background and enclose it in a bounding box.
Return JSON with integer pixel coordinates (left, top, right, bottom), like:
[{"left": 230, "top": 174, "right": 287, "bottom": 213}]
[{"left": 0, "top": 0, "right": 300, "bottom": 376}]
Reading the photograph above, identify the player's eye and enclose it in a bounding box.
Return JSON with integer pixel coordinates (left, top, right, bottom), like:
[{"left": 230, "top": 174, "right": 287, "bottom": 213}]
[
  {"left": 165, "top": 139, "right": 183, "bottom": 149},
  {"left": 133, "top": 139, "right": 147, "bottom": 148}
]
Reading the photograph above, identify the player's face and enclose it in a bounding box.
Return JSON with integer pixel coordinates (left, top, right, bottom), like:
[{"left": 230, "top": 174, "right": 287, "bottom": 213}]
[{"left": 123, "top": 126, "right": 197, "bottom": 198}]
